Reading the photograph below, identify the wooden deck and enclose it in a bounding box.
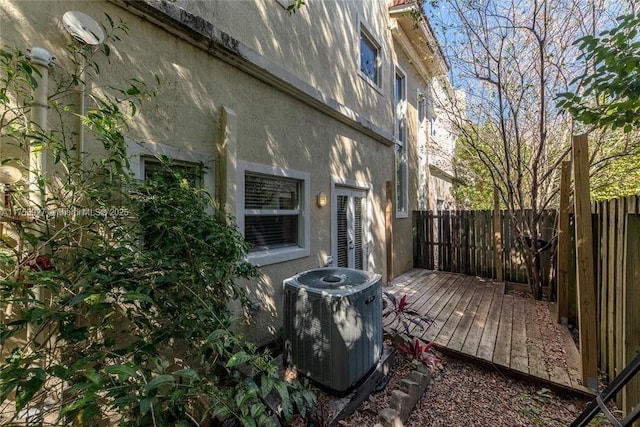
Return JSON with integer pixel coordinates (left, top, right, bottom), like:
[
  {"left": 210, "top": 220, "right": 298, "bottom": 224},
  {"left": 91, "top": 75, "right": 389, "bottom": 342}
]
[{"left": 385, "top": 269, "right": 594, "bottom": 397}]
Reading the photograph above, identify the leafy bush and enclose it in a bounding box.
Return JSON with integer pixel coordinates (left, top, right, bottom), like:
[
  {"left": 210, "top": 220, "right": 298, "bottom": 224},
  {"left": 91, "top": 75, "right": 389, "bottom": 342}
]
[
  {"left": 0, "top": 15, "right": 314, "bottom": 427},
  {"left": 397, "top": 338, "right": 439, "bottom": 369},
  {"left": 382, "top": 292, "right": 433, "bottom": 336}
]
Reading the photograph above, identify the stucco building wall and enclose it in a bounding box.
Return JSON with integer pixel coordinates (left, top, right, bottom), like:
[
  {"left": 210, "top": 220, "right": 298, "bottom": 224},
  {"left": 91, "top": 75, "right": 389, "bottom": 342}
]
[
  {"left": 175, "top": 0, "right": 394, "bottom": 130},
  {"left": 1, "top": 0, "right": 398, "bottom": 344},
  {"left": 1, "top": 0, "right": 453, "bottom": 344}
]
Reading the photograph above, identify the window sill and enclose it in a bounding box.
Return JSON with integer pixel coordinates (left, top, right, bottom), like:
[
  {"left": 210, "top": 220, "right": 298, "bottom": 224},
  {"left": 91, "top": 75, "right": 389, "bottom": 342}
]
[
  {"left": 396, "top": 211, "right": 409, "bottom": 219},
  {"left": 247, "top": 246, "right": 310, "bottom": 267},
  {"left": 359, "top": 71, "right": 383, "bottom": 94}
]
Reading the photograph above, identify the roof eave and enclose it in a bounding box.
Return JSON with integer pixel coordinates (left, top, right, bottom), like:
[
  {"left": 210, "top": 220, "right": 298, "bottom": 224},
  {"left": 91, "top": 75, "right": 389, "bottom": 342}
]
[{"left": 388, "top": 2, "right": 450, "bottom": 74}]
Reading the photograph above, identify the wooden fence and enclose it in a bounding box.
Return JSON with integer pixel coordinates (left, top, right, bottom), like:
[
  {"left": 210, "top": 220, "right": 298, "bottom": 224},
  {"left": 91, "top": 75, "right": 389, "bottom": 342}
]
[
  {"left": 413, "top": 194, "right": 640, "bottom": 415},
  {"left": 592, "top": 196, "right": 640, "bottom": 413},
  {"left": 413, "top": 209, "right": 557, "bottom": 286}
]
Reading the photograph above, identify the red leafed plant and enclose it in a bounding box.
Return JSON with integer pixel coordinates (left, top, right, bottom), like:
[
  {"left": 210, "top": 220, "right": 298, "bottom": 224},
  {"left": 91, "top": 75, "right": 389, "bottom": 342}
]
[
  {"left": 398, "top": 338, "right": 440, "bottom": 367},
  {"left": 26, "top": 255, "right": 54, "bottom": 271},
  {"left": 382, "top": 292, "right": 434, "bottom": 336}
]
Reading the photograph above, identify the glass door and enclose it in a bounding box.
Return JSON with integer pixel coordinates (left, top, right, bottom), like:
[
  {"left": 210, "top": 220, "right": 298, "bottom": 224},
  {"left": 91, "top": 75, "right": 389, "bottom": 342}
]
[{"left": 335, "top": 188, "right": 367, "bottom": 270}]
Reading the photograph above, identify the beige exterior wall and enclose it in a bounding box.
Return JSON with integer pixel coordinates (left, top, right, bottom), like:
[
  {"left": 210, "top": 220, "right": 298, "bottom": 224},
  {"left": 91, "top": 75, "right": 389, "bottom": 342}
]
[
  {"left": 390, "top": 49, "right": 423, "bottom": 276},
  {"left": 1, "top": 0, "right": 453, "bottom": 344},
  {"left": 428, "top": 76, "right": 458, "bottom": 211},
  {"left": 387, "top": 8, "right": 449, "bottom": 279},
  {"left": 175, "top": 0, "right": 393, "bottom": 129}
]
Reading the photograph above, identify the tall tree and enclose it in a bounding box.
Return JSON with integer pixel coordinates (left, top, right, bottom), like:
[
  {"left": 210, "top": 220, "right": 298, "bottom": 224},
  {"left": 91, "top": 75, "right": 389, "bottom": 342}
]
[
  {"left": 557, "top": 13, "right": 640, "bottom": 132},
  {"left": 557, "top": 12, "right": 640, "bottom": 201},
  {"left": 429, "top": 0, "right": 635, "bottom": 298}
]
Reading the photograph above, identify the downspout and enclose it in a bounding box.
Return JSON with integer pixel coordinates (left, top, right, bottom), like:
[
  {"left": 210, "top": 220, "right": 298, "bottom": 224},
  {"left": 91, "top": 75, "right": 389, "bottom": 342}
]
[
  {"left": 26, "top": 47, "right": 54, "bottom": 347},
  {"left": 27, "top": 47, "right": 55, "bottom": 209},
  {"left": 77, "top": 55, "right": 87, "bottom": 157}
]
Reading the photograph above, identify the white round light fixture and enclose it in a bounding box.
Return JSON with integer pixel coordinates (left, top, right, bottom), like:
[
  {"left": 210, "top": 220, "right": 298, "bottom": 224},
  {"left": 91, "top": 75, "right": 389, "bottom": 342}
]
[{"left": 0, "top": 166, "right": 22, "bottom": 185}]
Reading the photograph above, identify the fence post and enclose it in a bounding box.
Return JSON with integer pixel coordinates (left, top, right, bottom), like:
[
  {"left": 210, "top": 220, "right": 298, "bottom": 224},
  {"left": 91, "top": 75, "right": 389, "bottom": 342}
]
[
  {"left": 493, "top": 187, "right": 503, "bottom": 282},
  {"left": 572, "top": 134, "right": 599, "bottom": 391},
  {"left": 557, "top": 160, "right": 571, "bottom": 324}
]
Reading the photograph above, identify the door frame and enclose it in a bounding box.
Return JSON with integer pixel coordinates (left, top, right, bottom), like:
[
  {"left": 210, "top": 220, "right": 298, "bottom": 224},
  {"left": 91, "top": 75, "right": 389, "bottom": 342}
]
[{"left": 331, "top": 177, "right": 373, "bottom": 271}]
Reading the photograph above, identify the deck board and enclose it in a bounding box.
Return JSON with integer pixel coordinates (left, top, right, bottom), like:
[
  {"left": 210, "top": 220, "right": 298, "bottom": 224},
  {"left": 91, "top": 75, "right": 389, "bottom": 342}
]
[
  {"left": 524, "top": 299, "right": 551, "bottom": 382},
  {"left": 447, "top": 282, "right": 486, "bottom": 351},
  {"left": 420, "top": 275, "right": 468, "bottom": 342},
  {"left": 476, "top": 284, "right": 504, "bottom": 361},
  {"left": 432, "top": 278, "right": 477, "bottom": 347},
  {"left": 510, "top": 296, "right": 529, "bottom": 374},
  {"left": 493, "top": 294, "right": 514, "bottom": 367},
  {"left": 460, "top": 281, "right": 495, "bottom": 356},
  {"left": 386, "top": 270, "right": 594, "bottom": 396}
]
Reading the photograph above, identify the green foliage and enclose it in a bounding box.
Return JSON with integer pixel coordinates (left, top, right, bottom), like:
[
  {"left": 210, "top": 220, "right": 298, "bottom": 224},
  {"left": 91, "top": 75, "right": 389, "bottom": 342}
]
[
  {"left": 0, "top": 17, "right": 315, "bottom": 427},
  {"left": 518, "top": 388, "right": 551, "bottom": 423},
  {"left": 382, "top": 292, "right": 433, "bottom": 336},
  {"left": 286, "top": 0, "right": 306, "bottom": 15},
  {"left": 451, "top": 123, "right": 503, "bottom": 210},
  {"left": 590, "top": 133, "right": 640, "bottom": 201},
  {"left": 557, "top": 13, "right": 640, "bottom": 132}
]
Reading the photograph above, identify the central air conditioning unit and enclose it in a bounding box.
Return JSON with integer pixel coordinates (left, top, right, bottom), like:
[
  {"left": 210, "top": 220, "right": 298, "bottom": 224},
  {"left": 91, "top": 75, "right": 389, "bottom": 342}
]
[{"left": 283, "top": 267, "right": 382, "bottom": 393}]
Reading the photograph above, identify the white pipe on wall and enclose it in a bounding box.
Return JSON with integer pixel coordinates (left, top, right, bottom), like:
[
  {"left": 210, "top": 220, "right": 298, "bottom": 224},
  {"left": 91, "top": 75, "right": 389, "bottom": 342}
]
[
  {"left": 27, "top": 47, "right": 55, "bottom": 208},
  {"left": 25, "top": 47, "right": 54, "bottom": 347}
]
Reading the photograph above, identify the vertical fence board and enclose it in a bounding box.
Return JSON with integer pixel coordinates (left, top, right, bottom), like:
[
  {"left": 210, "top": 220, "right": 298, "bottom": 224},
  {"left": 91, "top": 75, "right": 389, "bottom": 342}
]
[
  {"left": 568, "top": 213, "right": 578, "bottom": 325},
  {"left": 453, "top": 211, "right": 460, "bottom": 273},
  {"left": 616, "top": 197, "right": 627, "bottom": 407},
  {"left": 598, "top": 201, "right": 608, "bottom": 373},
  {"left": 494, "top": 190, "right": 504, "bottom": 282},
  {"left": 557, "top": 160, "right": 571, "bottom": 323},
  {"left": 622, "top": 214, "right": 640, "bottom": 419},
  {"left": 463, "top": 211, "right": 469, "bottom": 274},
  {"left": 427, "top": 211, "right": 438, "bottom": 270},
  {"left": 607, "top": 200, "right": 617, "bottom": 381}
]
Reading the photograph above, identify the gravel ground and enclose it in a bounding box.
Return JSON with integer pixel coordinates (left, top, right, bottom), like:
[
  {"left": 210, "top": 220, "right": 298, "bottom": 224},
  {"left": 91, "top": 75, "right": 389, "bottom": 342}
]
[
  {"left": 341, "top": 351, "right": 608, "bottom": 427},
  {"left": 299, "top": 291, "right": 620, "bottom": 427}
]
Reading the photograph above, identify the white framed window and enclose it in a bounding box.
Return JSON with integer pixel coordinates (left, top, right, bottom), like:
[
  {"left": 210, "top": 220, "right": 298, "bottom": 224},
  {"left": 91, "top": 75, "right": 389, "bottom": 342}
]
[
  {"left": 418, "top": 91, "right": 428, "bottom": 128},
  {"left": 127, "top": 140, "right": 214, "bottom": 196},
  {"left": 142, "top": 156, "right": 203, "bottom": 185},
  {"left": 126, "top": 141, "right": 213, "bottom": 249},
  {"left": 394, "top": 67, "right": 408, "bottom": 217},
  {"left": 237, "top": 161, "right": 310, "bottom": 266},
  {"left": 417, "top": 90, "right": 429, "bottom": 210},
  {"left": 359, "top": 21, "right": 381, "bottom": 88}
]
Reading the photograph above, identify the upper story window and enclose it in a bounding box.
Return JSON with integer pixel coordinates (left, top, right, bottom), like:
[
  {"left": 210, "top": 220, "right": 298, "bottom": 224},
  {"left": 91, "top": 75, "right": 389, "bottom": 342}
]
[
  {"left": 237, "top": 161, "right": 310, "bottom": 266},
  {"left": 395, "top": 71, "right": 407, "bottom": 143},
  {"left": 418, "top": 92, "right": 428, "bottom": 130},
  {"left": 394, "top": 68, "right": 408, "bottom": 217},
  {"left": 360, "top": 24, "right": 381, "bottom": 87}
]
